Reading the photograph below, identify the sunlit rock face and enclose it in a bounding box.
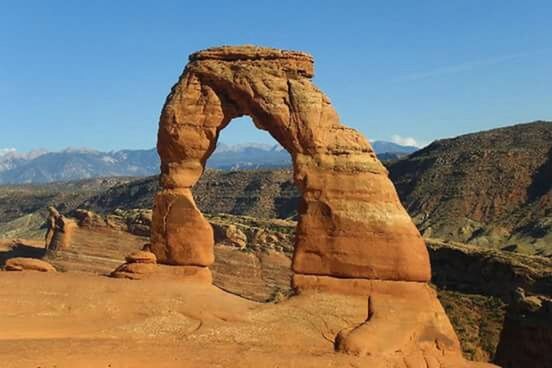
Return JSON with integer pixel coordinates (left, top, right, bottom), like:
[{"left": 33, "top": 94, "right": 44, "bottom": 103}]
[
  {"left": 151, "top": 45, "right": 430, "bottom": 282},
  {"left": 144, "top": 45, "right": 495, "bottom": 367}
]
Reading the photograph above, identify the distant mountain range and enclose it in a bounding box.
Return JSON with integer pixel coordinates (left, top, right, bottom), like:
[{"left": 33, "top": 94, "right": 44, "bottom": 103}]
[
  {"left": 370, "top": 141, "right": 418, "bottom": 155},
  {"left": 0, "top": 148, "right": 159, "bottom": 184},
  {"left": 0, "top": 141, "right": 418, "bottom": 184}
]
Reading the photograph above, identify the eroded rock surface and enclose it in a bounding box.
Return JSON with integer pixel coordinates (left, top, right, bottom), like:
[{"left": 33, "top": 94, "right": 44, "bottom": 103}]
[
  {"left": 145, "top": 45, "right": 493, "bottom": 367},
  {"left": 111, "top": 250, "right": 158, "bottom": 279},
  {"left": 45, "top": 207, "right": 76, "bottom": 252},
  {"left": 212, "top": 223, "right": 247, "bottom": 249},
  {"left": 326, "top": 279, "right": 463, "bottom": 363},
  {"left": 151, "top": 45, "right": 430, "bottom": 282},
  {"left": 110, "top": 248, "right": 212, "bottom": 283},
  {"left": 4, "top": 257, "right": 56, "bottom": 272},
  {"left": 0, "top": 272, "right": 496, "bottom": 368}
]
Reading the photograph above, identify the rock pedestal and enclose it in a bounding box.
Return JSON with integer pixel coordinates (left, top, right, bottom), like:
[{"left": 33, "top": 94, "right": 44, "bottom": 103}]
[
  {"left": 110, "top": 250, "right": 158, "bottom": 280},
  {"left": 46, "top": 215, "right": 76, "bottom": 252},
  {"left": 110, "top": 249, "right": 211, "bottom": 283}
]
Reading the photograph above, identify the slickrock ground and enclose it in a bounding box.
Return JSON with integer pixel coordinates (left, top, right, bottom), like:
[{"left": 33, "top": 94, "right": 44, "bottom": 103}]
[
  {"left": 0, "top": 222, "right": 498, "bottom": 368},
  {"left": 0, "top": 271, "right": 495, "bottom": 368},
  {"left": 3, "top": 210, "right": 551, "bottom": 363},
  {"left": 5, "top": 212, "right": 550, "bottom": 364},
  {"left": 0, "top": 220, "right": 526, "bottom": 367}
]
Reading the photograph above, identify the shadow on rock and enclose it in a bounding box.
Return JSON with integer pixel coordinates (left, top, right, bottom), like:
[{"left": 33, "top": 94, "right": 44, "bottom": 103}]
[{"left": 0, "top": 242, "right": 47, "bottom": 267}]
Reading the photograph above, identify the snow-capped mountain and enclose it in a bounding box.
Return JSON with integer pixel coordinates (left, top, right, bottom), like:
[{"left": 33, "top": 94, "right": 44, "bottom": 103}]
[{"left": 0, "top": 141, "right": 418, "bottom": 184}]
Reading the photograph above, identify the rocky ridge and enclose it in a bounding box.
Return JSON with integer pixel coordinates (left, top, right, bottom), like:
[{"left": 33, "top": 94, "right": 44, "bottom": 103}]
[{"left": 389, "top": 121, "right": 552, "bottom": 256}]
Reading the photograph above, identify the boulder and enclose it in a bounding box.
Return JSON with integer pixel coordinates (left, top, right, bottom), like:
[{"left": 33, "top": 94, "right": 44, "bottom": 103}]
[
  {"left": 110, "top": 262, "right": 156, "bottom": 280},
  {"left": 72, "top": 209, "right": 106, "bottom": 228},
  {"left": 111, "top": 262, "right": 156, "bottom": 279},
  {"left": 117, "top": 209, "right": 152, "bottom": 236},
  {"left": 127, "top": 223, "right": 150, "bottom": 237},
  {"left": 105, "top": 214, "right": 128, "bottom": 232},
  {"left": 111, "top": 250, "right": 158, "bottom": 279},
  {"left": 125, "top": 250, "right": 157, "bottom": 264},
  {"left": 110, "top": 262, "right": 211, "bottom": 283},
  {"left": 212, "top": 223, "right": 247, "bottom": 249},
  {"left": 4, "top": 257, "right": 56, "bottom": 272}
]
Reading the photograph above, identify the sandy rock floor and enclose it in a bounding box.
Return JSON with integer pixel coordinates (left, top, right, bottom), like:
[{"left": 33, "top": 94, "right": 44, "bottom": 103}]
[
  {"left": 0, "top": 271, "right": 496, "bottom": 368},
  {"left": 0, "top": 271, "right": 364, "bottom": 368},
  {"left": 0, "top": 231, "right": 496, "bottom": 368}
]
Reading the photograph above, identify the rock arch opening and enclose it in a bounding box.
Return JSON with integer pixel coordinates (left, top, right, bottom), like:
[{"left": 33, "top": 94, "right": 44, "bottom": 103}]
[
  {"left": 151, "top": 45, "right": 431, "bottom": 285},
  {"left": 206, "top": 115, "right": 292, "bottom": 171}
]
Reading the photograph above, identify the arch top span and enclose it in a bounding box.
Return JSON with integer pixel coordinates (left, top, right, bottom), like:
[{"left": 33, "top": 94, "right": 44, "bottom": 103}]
[
  {"left": 151, "top": 45, "right": 431, "bottom": 283},
  {"left": 189, "top": 45, "right": 315, "bottom": 77}
]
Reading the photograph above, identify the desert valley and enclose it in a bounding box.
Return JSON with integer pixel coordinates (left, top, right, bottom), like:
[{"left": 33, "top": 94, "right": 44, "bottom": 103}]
[{"left": 0, "top": 44, "right": 550, "bottom": 368}]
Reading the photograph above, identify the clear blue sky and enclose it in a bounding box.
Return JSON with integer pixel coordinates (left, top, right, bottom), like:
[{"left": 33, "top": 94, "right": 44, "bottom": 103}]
[{"left": 1, "top": 0, "right": 551, "bottom": 152}]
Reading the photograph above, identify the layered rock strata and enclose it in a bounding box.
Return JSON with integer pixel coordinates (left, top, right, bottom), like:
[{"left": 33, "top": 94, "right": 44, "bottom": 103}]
[
  {"left": 110, "top": 250, "right": 158, "bottom": 280},
  {"left": 151, "top": 45, "right": 430, "bottom": 282},
  {"left": 110, "top": 249, "right": 211, "bottom": 283}
]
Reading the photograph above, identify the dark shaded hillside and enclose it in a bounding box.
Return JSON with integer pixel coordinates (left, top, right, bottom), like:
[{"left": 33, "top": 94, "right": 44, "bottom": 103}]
[
  {"left": 195, "top": 169, "right": 298, "bottom": 219},
  {"left": 388, "top": 121, "right": 552, "bottom": 256},
  {"left": 79, "top": 176, "right": 159, "bottom": 213},
  {"left": 81, "top": 169, "right": 299, "bottom": 220},
  {"left": 0, "top": 177, "right": 134, "bottom": 225},
  {"left": 371, "top": 141, "right": 418, "bottom": 154}
]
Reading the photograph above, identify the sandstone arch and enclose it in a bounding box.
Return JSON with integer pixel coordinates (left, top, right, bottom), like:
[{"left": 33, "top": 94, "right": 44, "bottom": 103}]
[{"left": 151, "top": 45, "right": 430, "bottom": 282}]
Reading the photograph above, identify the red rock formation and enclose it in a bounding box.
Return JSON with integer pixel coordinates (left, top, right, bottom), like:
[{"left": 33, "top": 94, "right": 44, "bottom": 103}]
[
  {"left": 4, "top": 257, "right": 56, "bottom": 272},
  {"left": 110, "top": 249, "right": 211, "bottom": 283},
  {"left": 110, "top": 250, "right": 158, "bottom": 279},
  {"left": 149, "top": 46, "right": 495, "bottom": 366},
  {"left": 45, "top": 207, "right": 76, "bottom": 251},
  {"left": 151, "top": 45, "right": 430, "bottom": 282}
]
